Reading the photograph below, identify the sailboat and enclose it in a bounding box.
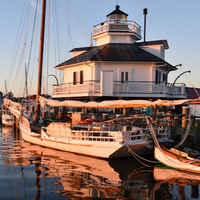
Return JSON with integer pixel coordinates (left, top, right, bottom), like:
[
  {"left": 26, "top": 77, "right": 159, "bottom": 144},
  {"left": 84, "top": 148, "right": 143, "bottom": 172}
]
[{"left": 14, "top": 0, "right": 151, "bottom": 158}]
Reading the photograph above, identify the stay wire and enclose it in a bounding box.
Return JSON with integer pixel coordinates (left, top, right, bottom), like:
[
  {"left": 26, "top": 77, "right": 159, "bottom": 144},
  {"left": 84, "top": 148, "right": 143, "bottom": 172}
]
[
  {"left": 7, "top": 1, "right": 28, "bottom": 91},
  {"left": 10, "top": 1, "right": 36, "bottom": 94}
]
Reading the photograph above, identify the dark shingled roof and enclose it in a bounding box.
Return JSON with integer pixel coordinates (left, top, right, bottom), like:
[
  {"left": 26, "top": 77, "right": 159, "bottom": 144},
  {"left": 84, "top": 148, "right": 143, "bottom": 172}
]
[
  {"left": 69, "top": 47, "right": 94, "bottom": 52},
  {"left": 136, "top": 40, "right": 169, "bottom": 49},
  {"left": 55, "top": 43, "right": 174, "bottom": 69},
  {"left": 106, "top": 5, "right": 128, "bottom": 17},
  {"left": 186, "top": 87, "right": 200, "bottom": 99}
]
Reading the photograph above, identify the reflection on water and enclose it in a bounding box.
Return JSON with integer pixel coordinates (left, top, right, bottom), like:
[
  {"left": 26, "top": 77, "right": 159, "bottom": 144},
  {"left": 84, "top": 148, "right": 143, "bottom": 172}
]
[{"left": 1, "top": 126, "right": 200, "bottom": 199}]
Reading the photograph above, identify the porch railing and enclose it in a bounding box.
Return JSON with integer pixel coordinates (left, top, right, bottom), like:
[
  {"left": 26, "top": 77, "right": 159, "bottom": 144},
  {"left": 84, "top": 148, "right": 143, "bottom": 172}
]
[
  {"left": 52, "top": 80, "right": 101, "bottom": 95},
  {"left": 113, "top": 81, "right": 185, "bottom": 96},
  {"left": 52, "top": 80, "right": 186, "bottom": 97}
]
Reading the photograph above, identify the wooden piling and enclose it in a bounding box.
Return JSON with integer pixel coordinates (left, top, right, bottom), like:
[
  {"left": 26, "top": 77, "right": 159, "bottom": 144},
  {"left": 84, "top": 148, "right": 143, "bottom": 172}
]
[{"left": 182, "top": 106, "right": 189, "bottom": 128}]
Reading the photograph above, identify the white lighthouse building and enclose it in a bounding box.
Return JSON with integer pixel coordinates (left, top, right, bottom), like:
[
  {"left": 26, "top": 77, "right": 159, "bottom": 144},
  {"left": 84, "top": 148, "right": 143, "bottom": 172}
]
[{"left": 52, "top": 5, "right": 186, "bottom": 100}]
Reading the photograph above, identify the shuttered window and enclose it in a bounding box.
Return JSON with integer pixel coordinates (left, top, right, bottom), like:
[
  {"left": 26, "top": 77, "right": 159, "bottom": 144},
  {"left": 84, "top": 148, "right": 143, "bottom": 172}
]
[
  {"left": 121, "top": 72, "right": 124, "bottom": 83},
  {"left": 73, "top": 72, "right": 76, "bottom": 85},
  {"left": 121, "top": 71, "right": 128, "bottom": 83},
  {"left": 80, "top": 71, "right": 83, "bottom": 84}
]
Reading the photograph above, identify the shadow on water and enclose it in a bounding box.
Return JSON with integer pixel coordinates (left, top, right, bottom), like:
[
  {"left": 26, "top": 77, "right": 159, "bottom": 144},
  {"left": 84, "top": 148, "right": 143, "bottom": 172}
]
[{"left": 1, "top": 126, "right": 200, "bottom": 199}]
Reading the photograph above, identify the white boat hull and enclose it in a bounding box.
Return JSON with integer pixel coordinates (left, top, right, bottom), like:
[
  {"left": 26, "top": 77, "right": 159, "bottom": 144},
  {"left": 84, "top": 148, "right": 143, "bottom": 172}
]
[{"left": 20, "top": 122, "right": 151, "bottom": 159}]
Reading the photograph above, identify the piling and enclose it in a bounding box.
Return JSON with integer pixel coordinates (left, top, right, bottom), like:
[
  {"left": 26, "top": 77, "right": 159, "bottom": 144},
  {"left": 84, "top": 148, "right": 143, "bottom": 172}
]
[
  {"left": 195, "top": 117, "right": 200, "bottom": 128},
  {"left": 182, "top": 106, "right": 189, "bottom": 128},
  {"left": 102, "top": 113, "right": 108, "bottom": 121}
]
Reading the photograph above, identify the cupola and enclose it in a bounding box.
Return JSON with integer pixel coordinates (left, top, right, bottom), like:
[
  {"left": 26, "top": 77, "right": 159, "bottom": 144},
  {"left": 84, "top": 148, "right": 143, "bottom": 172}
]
[
  {"left": 93, "top": 5, "right": 142, "bottom": 46},
  {"left": 106, "top": 5, "right": 128, "bottom": 23}
]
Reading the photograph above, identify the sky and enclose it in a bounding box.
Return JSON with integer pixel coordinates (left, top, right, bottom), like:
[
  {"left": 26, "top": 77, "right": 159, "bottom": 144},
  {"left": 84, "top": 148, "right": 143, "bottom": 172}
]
[{"left": 0, "top": 0, "right": 200, "bottom": 97}]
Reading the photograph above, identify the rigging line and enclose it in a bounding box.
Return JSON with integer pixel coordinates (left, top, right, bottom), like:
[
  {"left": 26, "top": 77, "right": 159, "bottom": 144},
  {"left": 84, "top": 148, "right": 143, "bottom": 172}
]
[
  {"left": 54, "top": 0, "right": 62, "bottom": 84},
  {"left": 67, "top": 0, "right": 90, "bottom": 43},
  {"left": 45, "top": 0, "right": 51, "bottom": 95},
  {"left": 55, "top": 1, "right": 63, "bottom": 83},
  {"left": 64, "top": 0, "right": 71, "bottom": 61},
  {"left": 23, "top": 0, "right": 39, "bottom": 97},
  {"left": 7, "top": 0, "right": 28, "bottom": 90},
  {"left": 27, "top": 0, "right": 39, "bottom": 74},
  {"left": 28, "top": 5, "right": 40, "bottom": 95},
  {"left": 52, "top": 0, "right": 57, "bottom": 66},
  {"left": 9, "top": 1, "right": 36, "bottom": 94}
]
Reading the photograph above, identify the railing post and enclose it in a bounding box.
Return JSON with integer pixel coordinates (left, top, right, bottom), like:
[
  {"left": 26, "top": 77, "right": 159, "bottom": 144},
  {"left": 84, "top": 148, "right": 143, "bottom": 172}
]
[
  {"left": 88, "top": 80, "right": 90, "bottom": 93},
  {"left": 181, "top": 83, "right": 185, "bottom": 95}
]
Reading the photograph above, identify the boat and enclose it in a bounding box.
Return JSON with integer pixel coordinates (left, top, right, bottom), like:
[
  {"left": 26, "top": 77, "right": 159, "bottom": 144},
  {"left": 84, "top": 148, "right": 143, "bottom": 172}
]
[
  {"left": 4, "top": 95, "right": 195, "bottom": 158},
  {"left": 154, "top": 146, "right": 200, "bottom": 173},
  {"left": 19, "top": 113, "right": 151, "bottom": 158},
  {"left": 152, "top": 111, "right": 200, "bottom": 173},
  {"left": 1, "top": 108, "right": 13, "bottom": 127}
]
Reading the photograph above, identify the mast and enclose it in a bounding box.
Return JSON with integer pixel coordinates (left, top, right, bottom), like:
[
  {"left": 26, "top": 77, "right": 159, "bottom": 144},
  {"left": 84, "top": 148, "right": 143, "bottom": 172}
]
[
  {"left": 4, "top": 79, "right": 7, "bottom": 95},
  {"left": 36, "top": 0, "right": 46, "bottom": 120},
  {"left": 25, "top": 64, "right": 28, "bottom": 97}
]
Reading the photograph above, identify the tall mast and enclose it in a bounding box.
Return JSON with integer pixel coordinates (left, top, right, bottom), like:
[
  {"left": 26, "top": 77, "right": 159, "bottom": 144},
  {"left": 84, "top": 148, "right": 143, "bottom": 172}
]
[
  {"left": 25, "top": 64, "right": 28, "bottom": 97},
  {"left": 36, "top": 0, "right": 46, "bottom": 120},
  {"left": 4, "top": 79, "right": 7, "bottom": 95}
]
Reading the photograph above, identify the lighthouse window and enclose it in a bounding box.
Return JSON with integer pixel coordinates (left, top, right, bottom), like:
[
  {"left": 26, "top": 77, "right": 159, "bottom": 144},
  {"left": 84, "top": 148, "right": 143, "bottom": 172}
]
[
  {"left": 155, "top": 70, "right": 161, "bottom": 84},
  {"left": 121, "top": 72, "right": 128, "bottom": 83},
  {"left": 73, "top": 72, "right": 76, "bottom": 85},
  {"left": 163, "top": 73, "right": 167, "bottom": 85},
  {"left": 73, "top": 71, "right": 83, "bottom": 85},
  {"left": 80, "top": 70, "right": 83, "bottom": 84}
]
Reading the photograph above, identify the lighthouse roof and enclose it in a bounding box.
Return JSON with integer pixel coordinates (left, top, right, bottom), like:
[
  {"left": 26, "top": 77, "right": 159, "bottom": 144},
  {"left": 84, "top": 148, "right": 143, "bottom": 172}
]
[
  {"left": 106, "top": 5, "right": 128, "bottom": 17},
  {"left": 55, "top": 43, "right": 175, "bottom": 71}
]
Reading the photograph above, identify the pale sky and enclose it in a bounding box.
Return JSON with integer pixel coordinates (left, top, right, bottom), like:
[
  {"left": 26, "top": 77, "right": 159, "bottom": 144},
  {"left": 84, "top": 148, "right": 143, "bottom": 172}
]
[{"left": 0, "top": 0, "right": 200, "bottom": 97}]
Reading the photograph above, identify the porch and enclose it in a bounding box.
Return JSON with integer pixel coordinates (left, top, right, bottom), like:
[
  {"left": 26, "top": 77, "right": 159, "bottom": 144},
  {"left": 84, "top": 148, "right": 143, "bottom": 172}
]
[{"left": 52, "top": 80, "right": 186, "bottom": 99}]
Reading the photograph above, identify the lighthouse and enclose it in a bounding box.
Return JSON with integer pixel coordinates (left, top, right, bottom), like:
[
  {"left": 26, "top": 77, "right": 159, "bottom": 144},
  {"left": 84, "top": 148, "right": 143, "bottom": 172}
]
[
  {"left": 93, "top": 5, "right": 142, "bottom": 46},
  {"left": 53, "top": 5, "right": 186, "bottom": 100}
]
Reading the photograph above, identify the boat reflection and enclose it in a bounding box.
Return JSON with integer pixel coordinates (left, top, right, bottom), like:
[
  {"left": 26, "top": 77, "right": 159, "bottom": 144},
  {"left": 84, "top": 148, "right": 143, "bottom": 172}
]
[
  {"left": 153, "top": 166, "right": 200, "bottom": 199},
  {"left": 1, "top": 126, "right": 153, "bottom": 199}
]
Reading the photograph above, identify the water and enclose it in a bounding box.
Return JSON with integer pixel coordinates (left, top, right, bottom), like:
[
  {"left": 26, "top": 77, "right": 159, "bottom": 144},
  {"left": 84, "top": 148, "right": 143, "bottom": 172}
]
[{"left": 0, "top": 126, "right": 200, "bottom": 200}]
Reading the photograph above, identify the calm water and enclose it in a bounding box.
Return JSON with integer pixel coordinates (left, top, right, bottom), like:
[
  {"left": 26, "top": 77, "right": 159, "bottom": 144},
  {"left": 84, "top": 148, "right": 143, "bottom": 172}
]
[{"left": 0, "top": 126, "right": 200, "bottom": 200}]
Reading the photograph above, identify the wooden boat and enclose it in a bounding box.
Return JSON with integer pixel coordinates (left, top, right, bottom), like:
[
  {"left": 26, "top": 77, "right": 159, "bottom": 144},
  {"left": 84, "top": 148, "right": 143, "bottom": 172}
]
[
  {"left": 5, "top": 96, "right": 191, "bottom": 159},
  {"left": 155, "top": 146, "right": 200, "bottom": 173},
  {"left": 19, "top": 114, "right": 151, "bottom": 158},
  {"left": 1, "top": 109, "right": 13, "bottom": 127}
]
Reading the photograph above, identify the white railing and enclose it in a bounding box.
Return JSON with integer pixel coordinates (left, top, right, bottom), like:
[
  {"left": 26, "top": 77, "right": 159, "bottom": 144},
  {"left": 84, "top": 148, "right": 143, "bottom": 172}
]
[
  {"left": 42, "top": 125, "right": 147, "bottom": 143},
  {"left": 53, "top": 81, "right": 186, "bottom": 97},
  {"left": 52, "top": 81, "right": 101, "bottom": 96},
  {"left": 113, "top": 82, "right": 186, "bottom": 96},
  {"left": 93, "top": 20, "right": 141, "bottom": 38}
]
